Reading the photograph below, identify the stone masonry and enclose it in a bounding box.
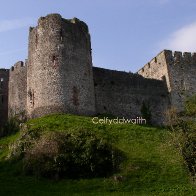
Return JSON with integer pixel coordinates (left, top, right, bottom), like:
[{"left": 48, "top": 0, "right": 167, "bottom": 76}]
[
  {"left": 0, "top": 69, "right": 9, "bottom": 126},
  {"left": 8, "top": 61, "right": 27, "bottom": 118},
  {"left": 0, "top": 13, "right": 195, "bottom": 127},
  {"left": 138, "top": 50, "right": 196, "bottom": 112},
  {"left": 93, "top": 67, "right": 169, "bottom": 124},
  {"left": 27, "top": 14, "right": 95, "bottom": 118}
]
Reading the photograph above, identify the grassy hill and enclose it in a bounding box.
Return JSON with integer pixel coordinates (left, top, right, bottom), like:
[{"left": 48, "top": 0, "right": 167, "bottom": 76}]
[{"left": 0, "top": 114, "right": 195, "bottom": 195}]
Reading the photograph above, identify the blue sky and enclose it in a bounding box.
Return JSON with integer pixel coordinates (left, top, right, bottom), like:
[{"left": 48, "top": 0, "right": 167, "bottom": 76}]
[{"left": 0, "top": 0, "right": 196, "bottom": 72}]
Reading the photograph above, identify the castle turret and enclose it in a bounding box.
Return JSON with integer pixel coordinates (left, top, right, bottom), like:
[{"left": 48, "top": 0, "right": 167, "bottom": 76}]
[{"left": 27, "top": 14, "right": 95, "bottom": 118}]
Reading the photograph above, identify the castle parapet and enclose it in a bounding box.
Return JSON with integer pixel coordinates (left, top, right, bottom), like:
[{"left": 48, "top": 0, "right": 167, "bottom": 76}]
[
  {"left": 36, "top": 14, "right": 89, "bottom": 34},
  {"left": 11, "top": 61, "right": 26, "bottom": 72},
  {"left": 173, "top": 51, "right": 182, "bottom": 64},
  {"left": 169, "top": 51, "right": 195, "bottom": 66},
  {"left": 183, "top": 52, "right": 192, "bottom": 64},
  {"left": 138, "top": 50, "right": 196, "bottom": 75}
]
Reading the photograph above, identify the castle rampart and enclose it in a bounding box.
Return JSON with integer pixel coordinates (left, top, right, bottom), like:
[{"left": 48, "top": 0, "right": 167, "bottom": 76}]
[{"left": 93, "top": 67, "right": 169, "bottom": 124}]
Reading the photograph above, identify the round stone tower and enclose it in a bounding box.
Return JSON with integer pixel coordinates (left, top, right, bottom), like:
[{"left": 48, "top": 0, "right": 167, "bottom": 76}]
[{"left": 27, "top": 14, "right": 95, "bottom": 118}]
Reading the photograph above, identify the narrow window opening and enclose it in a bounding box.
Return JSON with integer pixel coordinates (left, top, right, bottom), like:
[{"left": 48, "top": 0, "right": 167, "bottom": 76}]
[
  {"left": 28, "top": 89, "right": 35, "bottom": 106},
  {"left": 28, "top": 90, "right": 32, "bottom": 101}
]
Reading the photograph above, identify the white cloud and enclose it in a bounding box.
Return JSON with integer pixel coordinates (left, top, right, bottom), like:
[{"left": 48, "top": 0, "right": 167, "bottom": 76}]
[
  {"left": 0, "top": 18, "right": 34, "bottom": 33},
  {"left": 160, "top": 22, "right": 196, "bottom": 52}
]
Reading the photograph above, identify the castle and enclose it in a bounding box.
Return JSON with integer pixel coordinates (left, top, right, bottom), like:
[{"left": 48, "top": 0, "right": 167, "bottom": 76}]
[{"left": 0, "top": 14, "right": 195, "bottom": 126}]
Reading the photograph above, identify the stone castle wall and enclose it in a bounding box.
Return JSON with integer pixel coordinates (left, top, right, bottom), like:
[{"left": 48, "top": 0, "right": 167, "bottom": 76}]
[
  {"left": 8, "top": 61, "right": 27, "bottom": 118},
  {"left": 138, "top": 50, "right": 196, "bottom": 111},
  {"left": 138, "top": 50, "right": 171, "bottom": 91},
  {"left": 93, "top": 67, "right": 169, "bottom": 125},
  {"left": 27, "top": 14, "right": 95, "bottom": 118},
  {"left": 0, "top": 14, "right": 195, "bottom": 126},
  {"left": 0, "top": 69, "right": 9, "bottom": 127},
  {"left": 166, "top": 51, "right": 196, "bottom": 111}
]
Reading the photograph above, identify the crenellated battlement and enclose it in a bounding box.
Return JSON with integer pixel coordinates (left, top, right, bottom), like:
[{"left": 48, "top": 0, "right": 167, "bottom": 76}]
[
  {"left": 10, "top": 61, "right": 26, "bottom": 72},
  {"left": 138, "top": 50, "right": 196, "bottom": 75},
  {"left": 37, "top": 13, "right": 62, "bottom": 27},
  {"left": 33, "top": 14, "right": 89, "bottom": 34},
  {"left": 164, "top": 50, "right": 196, "bottom": 65}
]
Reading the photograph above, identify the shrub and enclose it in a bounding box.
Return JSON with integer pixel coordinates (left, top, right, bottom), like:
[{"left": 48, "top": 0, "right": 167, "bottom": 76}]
[
  {"left": 166, "top": 95, "right": 196, "bottom": 180},
  {"left": 8, "top": 127, "right": 41, "bottom": 159},
  {"left": 185, "top": 95, "right": 196, "bottom": 117},
  {"left": 0, "top": 117, "right": 20, "bottom": 138},
  {"left": 23, "top": 130, "right": 124, "bottom": 179},
  {"left": 182, "top": 133, "right": 196, "bottom": 176}
]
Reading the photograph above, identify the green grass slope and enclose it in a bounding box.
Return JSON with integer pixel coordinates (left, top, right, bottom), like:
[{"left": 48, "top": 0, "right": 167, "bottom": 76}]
[{"left": 0, "top": 114, "right": 195, "bottom": 195}]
